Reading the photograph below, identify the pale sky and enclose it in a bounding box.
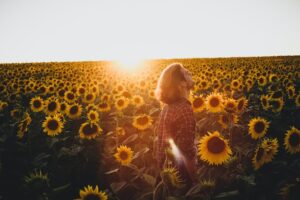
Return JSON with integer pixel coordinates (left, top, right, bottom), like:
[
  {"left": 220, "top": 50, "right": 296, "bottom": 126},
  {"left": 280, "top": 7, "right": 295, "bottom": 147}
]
[{"left": 0, "top": 0, "right": 299, "bottom": 63}]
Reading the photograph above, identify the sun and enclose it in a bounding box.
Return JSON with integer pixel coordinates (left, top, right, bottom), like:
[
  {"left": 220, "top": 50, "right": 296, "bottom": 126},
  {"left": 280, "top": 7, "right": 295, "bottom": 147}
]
[{"left": 114, "top": 56, "right": 146, "bottom": 73}]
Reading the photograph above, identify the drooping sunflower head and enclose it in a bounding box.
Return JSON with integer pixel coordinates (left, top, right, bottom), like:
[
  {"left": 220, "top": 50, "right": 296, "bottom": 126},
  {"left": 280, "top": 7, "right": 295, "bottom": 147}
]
[
  {"left": 205, "top": 93, "right": 224, "bottom": 113},
  {"left": 24, "top": 170, "right": 49, "bottom": 192},
  {"left": 252, "top": 146, "right": 266, "bottom": 170},
  {"left": 284, "top": 126, "right": 300, "bottom": 154},
  {"left": 260, "top": 95, "right": 270, "bottom": 111},
  {"left": 132, "top": 114, "right": 153, "bottom": 131},
  {"left": 199, "top": 179, "right": 216, "bottom": 194},
  {"left": 248, "top": 117, "right": 270, "bottom": 139},
  {"left": 42, "top": 115, "right": 64, "bottom": 137},
  {"left": 198, "top": 131, "right": 232, "bottom": 165},
  {"left": 30, "top": 96, "right": 44, "bottom": 112},
  {"left": 114, "top": 145, "right": 134, "bottom": 166},
  {"left": 79, "top": 122, "right": 102, "bottom": 140},
  {"left": 160, "top": 165, "right": 184, "bottom": 189},
  {"left": 261, "top": 137, "right": 279, "bottom": 163},
  {"left": 236, "top": 97, "right": 248, "bottom": 113},
  {"left": 77, "top": 185, "right": 108, "bottom": 200}
]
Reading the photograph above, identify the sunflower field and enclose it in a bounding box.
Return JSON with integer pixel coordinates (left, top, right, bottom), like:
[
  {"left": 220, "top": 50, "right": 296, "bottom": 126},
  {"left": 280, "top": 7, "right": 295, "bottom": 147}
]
[{"left": 0, "top": 56, "right": 300, "bottom": 200}]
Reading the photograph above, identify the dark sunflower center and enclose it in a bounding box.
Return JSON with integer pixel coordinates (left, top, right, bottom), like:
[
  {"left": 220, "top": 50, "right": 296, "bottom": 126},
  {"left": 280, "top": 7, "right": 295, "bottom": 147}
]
[
  {"left": 256, "top": 147, "right": 264, "bottom": 162},
  {"left": 289, "top": 132, "right": 300, "bottom": 147},
  {"left": 254, "top": 121, "right": 265, "bottom": 134},
  {"left": 117, "top": 100, "right": 124, "bottom": 106},
  {"left": 67, "top": 93, "right": 74, "bottom": 100},
  {"left": 82, "top": 124, "right": 98, "bottom": 135},
  {"left": 47, "top": 119, "right": 59, "bottom": 130},
  {"left": 90, "top": 113, "right": 96, "bottom": 120},
  {"left": 119, "top": 151, "right": 129, "bottom": 160},
  {"left": 193, "top": 98, "right": 204, "bottom": 108},
  {"left": 83, "top": 193, "right": 101, "bottom": 200},
  {"left": 79, "top": 88, "right": 85, "bottom": 94},
  {"left": 207, "top": 136, "right": 226, "bottom": 154},
  {"left": 86, "top": 94, "right": 93, "bottom": 101},
  {"left": 259, "top": 78, "right": 264, "bottom": 83},
  {"left": 209, "top": 97, "right": 220, "bottom": 107},
  {"left": 137, "top": 116, "right": 149, "bottom": 125},
  {"left": 33, "top": 100, "right": 41, "bottom": 108},
  {"left": 70, "top": 106, "right": 78, "bottom": 115},
  {"left": 48, "top": 102, "right": 57, "bottom": 111},
  {"left": 201, "top": 82, "right": 207, "bottom": 87},
  {"left": 233, "top": 81, "right": 238, "bottom": 87},
  {"left": 134, "top": 98, "right": 140, "bottom": 103}
]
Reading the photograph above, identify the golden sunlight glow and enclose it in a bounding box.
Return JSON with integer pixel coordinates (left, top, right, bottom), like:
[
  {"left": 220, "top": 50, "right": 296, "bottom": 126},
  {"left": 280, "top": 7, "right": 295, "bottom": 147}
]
[{"left": 114, "top": 56, "right": 145, "bottom": 73}]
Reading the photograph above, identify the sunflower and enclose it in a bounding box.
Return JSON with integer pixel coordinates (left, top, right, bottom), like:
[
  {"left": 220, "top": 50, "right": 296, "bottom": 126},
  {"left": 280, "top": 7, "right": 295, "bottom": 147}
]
[
  {"left": 269, "top": 98, "right": 284, "bottom": 113},
  {"left": 131, "top": 95, "right": 144, "bottom": 107},
  {"left": 257, "top": 76, "right": 267, "bottom": 87},
  {"left": 199, "top": 179, "right": 215, "bottom": 193},
  {"left": 205, "top": 93, "right": 224, "bottom": 113},
  {"left": 83, "top": 92, "right": 96, "bottom": 104},
  {"left": 115, "top": 126, "right": 126, "bottom": 136},
  {"left": 24, "top": 170, "right": 49, "bottom": 191},
  {"left": 284, "top": 127, "right": 300, "bottom": 154},
  {"left": 160, "top": 165, "right": 184, "bottom": 189},
  {"left": 42, "top": 115, "right": 64, "bottom": 136},
  {"left": 64, "top": 91, "right": 76, "bottom": 103},
  {"left": 97, "top": 102, "right": 111, "bottom": 112},
  {"left": 44, "top": 98, "right": 60, "bottom": 115},
  {"left": 79, "top": 122, "right": 102, "bottom": 140},
  {"left": 87, "top": 110, "right": 100, "bottom": 123},
  {"left": 230, "top": 79, "right": 240, "bottom": 90},
  {"left": 0, "top": 101, "right": 8, "bottom": 111},
  {"left": 66, "top": 103, "right": 82, "bottom": 120},
  {"left": 236, "top": 97, "right": 248, "bottom": 113},
  {"left": 224, "top": 98, "right": 237, "bottom": 113},
  {"left": 191, "top": 95, "right": 206, "bottom": 112},
  {"left": 30, "top": 96, "right": 44, "bottom": 112},
  {"left": 252, "top": 146, "right": 267, "bottom": 170},
  {"left": 114, "top": 97, "right": 129, "bottom": 111},
  {"left": 261, "top": 137, "right": 279, "bottom": 163},
  {"left": 260, "top": 95, "right": 270, "bottom": 111},
  {"left": 248, "top": 117, "right": 270, "bottom": 139},
  {"left": 218, "top": 114, "right": 239, "bottom": 129},
  {"left": 114, "top": 145, "right": 134, "bottom": 166},
  {"left": 76, "top": 185, "right": 108, "bottom": 200},
  {"left": 286, "top": 86, "right": 296, "bottom": 99},
  {"left": 132, "top": 114, "right": 153, "bottom": 130},
  {"left": 17, "top": 112, "right": 32, "bottom": 139},
  {"left": 198, "top": 131, "right": 232, "bottom": 165}
]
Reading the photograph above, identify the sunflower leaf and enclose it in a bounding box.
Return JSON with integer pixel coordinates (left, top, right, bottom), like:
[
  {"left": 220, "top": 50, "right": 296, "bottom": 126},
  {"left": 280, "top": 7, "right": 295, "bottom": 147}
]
[
  {"left": 110, "top": 181, "right": 127, "bottom": 193},
  {"left": 122, "top": 133, "right": 138, "bottom": 145}
]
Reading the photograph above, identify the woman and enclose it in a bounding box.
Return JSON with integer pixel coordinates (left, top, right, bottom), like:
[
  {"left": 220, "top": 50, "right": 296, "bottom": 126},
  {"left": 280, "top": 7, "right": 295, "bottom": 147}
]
[{"left": 154, "top": 63, "right": 197, "bottom": 191}]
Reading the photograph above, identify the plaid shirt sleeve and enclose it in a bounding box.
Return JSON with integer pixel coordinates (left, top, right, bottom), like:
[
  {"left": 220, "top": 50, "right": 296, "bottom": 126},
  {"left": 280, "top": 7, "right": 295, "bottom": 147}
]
[{"left": 172, "top": 102, "right": 196, "bottom": 160}]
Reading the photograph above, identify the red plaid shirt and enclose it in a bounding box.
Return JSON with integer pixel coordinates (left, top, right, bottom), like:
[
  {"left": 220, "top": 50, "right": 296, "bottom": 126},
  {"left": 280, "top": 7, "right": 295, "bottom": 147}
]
[{"left": 155, "top": 97, "right": 196, "bottom": 169}]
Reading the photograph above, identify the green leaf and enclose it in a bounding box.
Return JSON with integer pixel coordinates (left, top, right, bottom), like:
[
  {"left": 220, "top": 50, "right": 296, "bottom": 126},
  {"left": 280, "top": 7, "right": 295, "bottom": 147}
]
[
  {"left": 110, "top": 181, "right": 127, "bottom": 193},
  {"left": 214, "top": 190, "right": 239, "bottom": 199}
]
